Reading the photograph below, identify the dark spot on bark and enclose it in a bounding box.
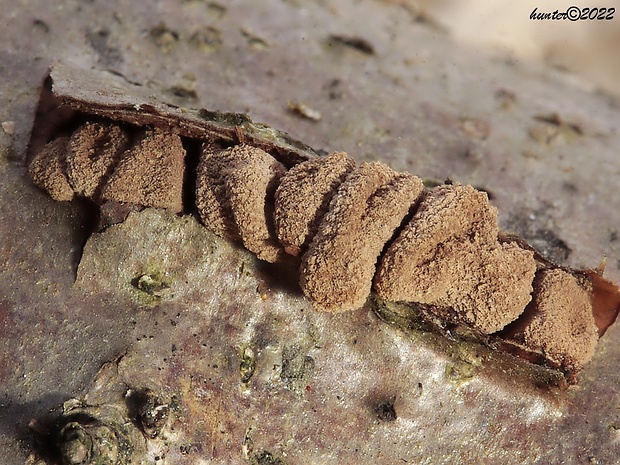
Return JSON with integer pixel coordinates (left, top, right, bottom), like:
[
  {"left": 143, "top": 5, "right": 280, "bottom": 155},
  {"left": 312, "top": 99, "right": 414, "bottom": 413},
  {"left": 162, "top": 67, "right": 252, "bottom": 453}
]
[
  {"left": 328, "top": 35, "right": 376, "bottom": 55},
  {"left": 167, "top": 86, "right": 198, "bottom": 101},
  {"left": 376, "top": 400, "right": 397, "bottom": 422},
  {"left": 325, "top": 78, "right": 343, "bottom": 100},
  {"left": 533, "top": 113, "right": 583, "bottom": 135},
  {"left": 150, "top": 23, "right": 179, "bottom": 53},
  {"left": 86, "top": 28, "right": 124, "bottom": 66},
  {"left": 126, "top": 388, "right": 169, "bottom": 439},
  {"left": 33, "top": 19, "right": 50, "bottom": 34},
  {"left": 240, "top": 28, "right": 269, "bottom": 50},
  {"left": 252, "top": 450, "right": 285, "bottom": 465},
  {"left": 189, "top": 26, "right": 222, "bottom": 51}
]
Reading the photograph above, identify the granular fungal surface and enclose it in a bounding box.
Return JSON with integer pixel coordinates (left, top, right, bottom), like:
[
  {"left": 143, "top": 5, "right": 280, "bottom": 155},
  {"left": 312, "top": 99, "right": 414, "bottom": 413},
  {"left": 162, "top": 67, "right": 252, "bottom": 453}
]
[{"left": 374, "top": 184, "right": 536, "bottom": 334}]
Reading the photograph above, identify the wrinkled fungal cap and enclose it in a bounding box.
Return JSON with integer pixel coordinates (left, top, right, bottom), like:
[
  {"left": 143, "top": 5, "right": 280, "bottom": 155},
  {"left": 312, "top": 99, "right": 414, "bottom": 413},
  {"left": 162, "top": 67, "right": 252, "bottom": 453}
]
[
  {"left": 426, "top": 240, "right": 536, "bottom": 333},
  {"left": 66, "top": 122, "right": 131, "bottom": 200},
  {"left": 374, "top": 183, "right": 537, "bottom": 333},
  {"left": 101, "top": 127, "right": 185, "bottom": 213},
  {"left": 301, "top": 161, "right": 424, "bottom": 312},
  {"left": 274, "top": 151, "right": 355, "bottom": 256},
  {"left": 27, "top": 137, "right": 75, "bottom": 202},
  {"left": 504, "top": 269, "right": 599, "bottom": 371},
  {"left": 195, "top": 144, "right": 287, "bottom": 263},
  {"left": 195, "top": 144, "right": 241, "bottom": 241}
]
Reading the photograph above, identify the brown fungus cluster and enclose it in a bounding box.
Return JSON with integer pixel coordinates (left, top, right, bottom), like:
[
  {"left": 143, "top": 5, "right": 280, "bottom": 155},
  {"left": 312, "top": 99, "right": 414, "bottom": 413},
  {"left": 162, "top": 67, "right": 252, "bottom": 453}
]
[
  {"left": 28, "top": 136, "right": 74, "bottom": 202},
  {"left": 196, "top": 144, "right": 287, "bottom": 262},
  {"left": 374, "top": 184, "right": 537, "bottom": 334},
  {"left": 28, "top": 105, "right": 620, "bottom": 380},
  {"left": 299, "top": 160, "right": 424, "bottom": 312},
  {"left": 502, "top": 269, "right": 599, "bottom": 370},
  {"left": 66, "top": 122, "right": 131, "bottom": 200},
  {"left": 29, "top": 124, "right": 185, "bottom": 214}
]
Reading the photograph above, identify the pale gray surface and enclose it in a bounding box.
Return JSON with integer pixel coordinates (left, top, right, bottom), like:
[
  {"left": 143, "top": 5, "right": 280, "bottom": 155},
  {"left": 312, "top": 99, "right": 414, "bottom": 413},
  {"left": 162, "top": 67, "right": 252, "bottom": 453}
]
[{"left": 1, "top": 1, "right": 619, "bottom": 464}]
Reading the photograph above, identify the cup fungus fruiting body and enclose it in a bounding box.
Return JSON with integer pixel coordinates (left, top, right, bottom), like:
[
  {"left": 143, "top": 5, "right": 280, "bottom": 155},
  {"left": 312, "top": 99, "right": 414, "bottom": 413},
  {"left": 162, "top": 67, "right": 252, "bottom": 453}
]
[
  {"left": 374, "top": 184, "right": 537, "bottom": 333},
  {"left": 27, "top": 103, "right": 620, "bottom": 380},
  {"left": 100, "top": 128, "right": 185, "bottom": 213},
  {"left": 196, "top": 144, "right": 287, "bottom": 263},
  {"left": 274, "top": 151, "right": 355, "bottom": 257},
  {"left": 66, "top": 122, "right": 131, "bottom": 201},
  {"left": 502, "top": 269, "right": 599, "bottom": 372},
  {"left": 298, "top": 161, "right": 424, "bottom": 312},
  {"left": 28, "top": 136, "right": 75, "bottom": 202},
  {"left": 29, "top": 125, "right": 186, "bottom": 213}
]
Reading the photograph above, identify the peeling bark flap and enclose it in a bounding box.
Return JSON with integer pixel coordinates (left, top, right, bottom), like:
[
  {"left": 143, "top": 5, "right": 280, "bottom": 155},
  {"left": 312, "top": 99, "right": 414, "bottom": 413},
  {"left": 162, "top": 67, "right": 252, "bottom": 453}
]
[
  {"left": 588, "top": 270, "right": 620, "bottom": 337},
  {"left": 49, "top": 63, "right": 318, "bottom": 167}
]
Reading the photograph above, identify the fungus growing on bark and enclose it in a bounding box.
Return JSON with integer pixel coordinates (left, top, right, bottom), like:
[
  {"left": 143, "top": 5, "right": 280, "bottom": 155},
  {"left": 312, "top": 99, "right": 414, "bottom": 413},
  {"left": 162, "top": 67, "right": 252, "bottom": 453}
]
[
  {"left": 66, "top": 121, "right": 131, "bottom": 200},
  {"left": 274, "top": 151, "right": 355, "bottom": 256},
  {"left": 101, "top": 128, "right": 185, "bottom": 213},
  {"left": 374, "top": 184, "right": 537, "bottom": 333},
  {"left": 503, "top": 269, "right": 599, "bottom": 371},
  {"left": 195, "top": 144, "right": 286, "bottom": 263},
  {"left": 25, "top": 66, "right": 620, "bottom": 382},
  {"left": 300, "top": 162, "right": 424, "bottom": 312},
  {"left": 28, "top": 136, "right": 75, "bottom": 202}
]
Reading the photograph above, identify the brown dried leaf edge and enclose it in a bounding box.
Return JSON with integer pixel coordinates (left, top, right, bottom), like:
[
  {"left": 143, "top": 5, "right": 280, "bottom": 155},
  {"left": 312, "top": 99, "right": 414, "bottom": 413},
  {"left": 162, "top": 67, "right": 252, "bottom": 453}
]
[{"left": 26, "top": 66, "right": 620, "bottom": 384}]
